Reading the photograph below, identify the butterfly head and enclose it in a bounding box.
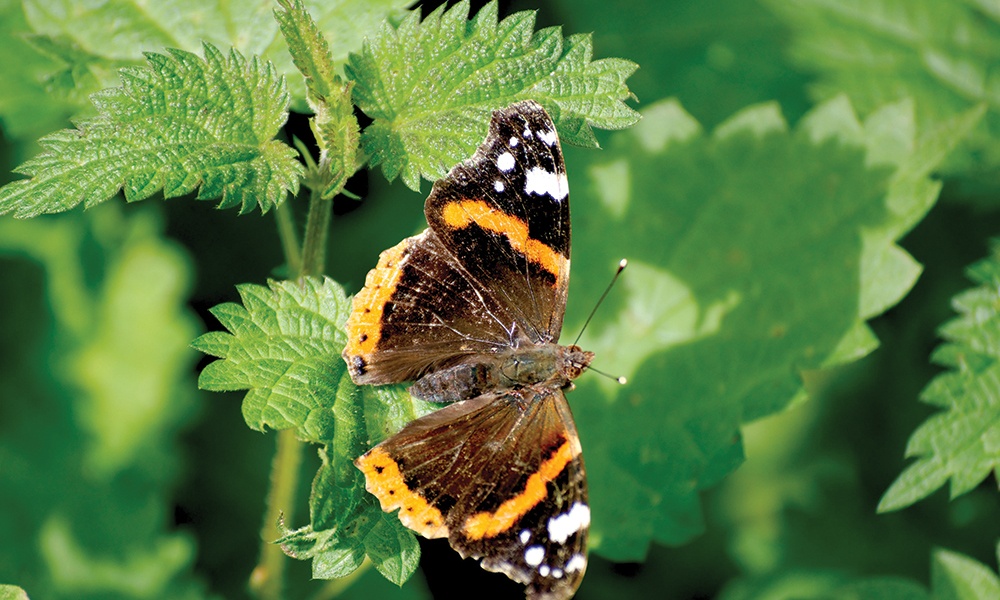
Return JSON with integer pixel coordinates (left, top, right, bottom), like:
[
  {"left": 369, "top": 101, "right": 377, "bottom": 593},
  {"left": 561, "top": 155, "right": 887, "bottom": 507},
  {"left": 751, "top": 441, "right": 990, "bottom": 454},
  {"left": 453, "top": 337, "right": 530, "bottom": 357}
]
[{"left": 558, "top": 344, "right": 594, "bottom": 384}]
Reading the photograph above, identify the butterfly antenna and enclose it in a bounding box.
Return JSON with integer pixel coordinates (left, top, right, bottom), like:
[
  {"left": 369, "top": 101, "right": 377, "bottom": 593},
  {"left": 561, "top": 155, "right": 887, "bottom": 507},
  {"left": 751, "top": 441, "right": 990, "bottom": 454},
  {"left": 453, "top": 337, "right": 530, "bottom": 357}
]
[
  {"left": 585, "top": 364, "right": 627, "bottom": 385},
  {"left": 573, "top": 258, "right": 628, "bottom": 346}
]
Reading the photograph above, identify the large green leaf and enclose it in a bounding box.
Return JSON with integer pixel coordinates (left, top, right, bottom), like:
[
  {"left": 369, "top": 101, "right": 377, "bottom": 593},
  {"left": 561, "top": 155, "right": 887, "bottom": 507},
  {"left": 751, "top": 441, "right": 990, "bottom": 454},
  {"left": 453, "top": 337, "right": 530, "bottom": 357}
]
[
  {"left": 764, "top": 0, "right": 1000, "bottom": 182},
  {"left": 561, "top": 95, "right": 981, "bottom": 559},
  {"left": 346, "top": 0, "right": 639, "bottom": 190},
  {"left": 0, "top": 44, "right": 301, "bottom": 217}
]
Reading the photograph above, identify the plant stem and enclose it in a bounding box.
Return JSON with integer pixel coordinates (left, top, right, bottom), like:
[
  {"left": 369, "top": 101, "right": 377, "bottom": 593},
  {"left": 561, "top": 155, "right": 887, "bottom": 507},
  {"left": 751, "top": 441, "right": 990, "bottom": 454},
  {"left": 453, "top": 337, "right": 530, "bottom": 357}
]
[
  {"left": 250, "top": 427, "right": 306, "bottom": 600},
  {"left": 301, "top": 186, "right": 332, "bottom": 276},
  {"left": 275, "top": 201, "right": 302, "bottom": 276},
  {"left": 253, "top": 184, "right": 336, "bottom": 600}
]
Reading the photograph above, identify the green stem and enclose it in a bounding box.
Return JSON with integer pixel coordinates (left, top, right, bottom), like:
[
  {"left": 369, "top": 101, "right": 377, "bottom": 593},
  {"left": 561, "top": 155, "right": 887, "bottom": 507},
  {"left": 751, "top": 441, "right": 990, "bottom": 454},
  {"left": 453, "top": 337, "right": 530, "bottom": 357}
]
[
  {"left": 300, "top": 185, "right": 332, "bottom": 277},
  {"left": 253, "top": 182, "right": 339, "bottom": 599},
  {"left": 274, "top": 201, "right": 302, "bottom": 276},
  {"left": 250, "top": 428, "right": 306, "bottom": 600}
]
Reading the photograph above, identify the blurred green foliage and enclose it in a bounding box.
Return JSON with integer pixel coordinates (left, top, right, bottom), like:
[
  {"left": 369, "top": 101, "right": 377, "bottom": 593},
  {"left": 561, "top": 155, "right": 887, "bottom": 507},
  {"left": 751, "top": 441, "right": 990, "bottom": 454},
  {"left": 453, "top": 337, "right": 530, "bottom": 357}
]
[{"left": 2, "top": 1, "right": 1000, "bottom": 600}]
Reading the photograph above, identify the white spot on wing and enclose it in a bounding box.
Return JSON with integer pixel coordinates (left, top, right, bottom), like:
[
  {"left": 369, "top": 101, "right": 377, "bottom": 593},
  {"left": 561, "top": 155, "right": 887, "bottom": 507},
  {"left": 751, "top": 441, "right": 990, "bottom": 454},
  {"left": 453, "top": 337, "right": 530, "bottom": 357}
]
[
  {"left": 539, "top": 129, "right": 557, "bottom": 146},
  {"left": 519, "top": 529, "right": 531, "bottom": 544},
  {"left": 547, "top": 502, "right": 590, "bottom": 544},
  {"left": 524, "top": 167, "right": 569, "bottom": 201},
  {"left": 565, "top": 554, "right": 587, "bottom": 573},
  {"left": 494, "top": 180, "right": 505, "bottom": 192},
  {"left": 509, "top": 136, "right": 519, "bottom": 147},
  {"left": 552, "top": 568, "right": 564, "bottom": 579},
  {"left": 539, "top": 565, "right": 550, "bottom": 577},
  {"left": 497, "top": 152, "right": 515, "bottom": 172},
  {"left": 523, "top": 126, "right": 533, "bottom": 137},
  {"left": 524, "top": 545, "right": 545, "bottom": 567}
]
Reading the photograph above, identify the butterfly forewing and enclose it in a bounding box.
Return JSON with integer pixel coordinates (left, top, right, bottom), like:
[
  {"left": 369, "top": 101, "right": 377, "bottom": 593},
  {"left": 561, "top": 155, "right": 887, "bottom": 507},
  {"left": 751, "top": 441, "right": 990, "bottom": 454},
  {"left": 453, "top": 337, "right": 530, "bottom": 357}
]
[
  {"left": 424, "top": 101, "right": 572, "bottom": 343},
  {"left": 343, "top": 229, "right": 518, "bottom": 384}
]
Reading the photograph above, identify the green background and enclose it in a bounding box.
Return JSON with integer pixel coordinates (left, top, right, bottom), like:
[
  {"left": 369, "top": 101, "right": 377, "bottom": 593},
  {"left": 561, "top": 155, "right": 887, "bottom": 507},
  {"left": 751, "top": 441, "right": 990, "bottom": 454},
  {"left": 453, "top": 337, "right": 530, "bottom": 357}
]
[{"left": 2, "top": 0, "right": 1000, "bottom": 599}]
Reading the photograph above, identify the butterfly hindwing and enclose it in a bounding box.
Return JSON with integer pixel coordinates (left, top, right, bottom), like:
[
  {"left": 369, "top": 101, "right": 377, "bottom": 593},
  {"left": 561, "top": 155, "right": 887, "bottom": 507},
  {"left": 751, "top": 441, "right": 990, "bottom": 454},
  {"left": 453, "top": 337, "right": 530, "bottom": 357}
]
[{"left": 355, "top": 388, "right": 588, "bottom": 600}]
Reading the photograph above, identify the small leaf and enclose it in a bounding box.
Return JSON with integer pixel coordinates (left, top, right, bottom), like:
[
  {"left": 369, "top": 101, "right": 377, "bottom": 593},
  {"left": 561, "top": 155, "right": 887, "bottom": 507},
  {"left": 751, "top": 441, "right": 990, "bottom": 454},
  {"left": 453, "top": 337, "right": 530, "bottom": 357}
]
[
  {"left": 0, "top": 43, "right": 302, "bottom": 218},
  {"left": 879, "top": 242, "right": 1000, "bottom": 512},
  {"left": 346, "top": 0, "right": 639, "bottom": 190},
  {"left": 364, "top": 511, "right": 421, "bottom": 586},
  {"left": 275, "top": 0, "right": 340, "bottom": 104},
  {"left": 193, "top": 277, "right": 350, "bottom": 442},
  {"left": 932, "top": 547, "right": 1000, "bottom": 600},
  {"left": 275, "top": 0, "right": 360, "bottom": 197}
]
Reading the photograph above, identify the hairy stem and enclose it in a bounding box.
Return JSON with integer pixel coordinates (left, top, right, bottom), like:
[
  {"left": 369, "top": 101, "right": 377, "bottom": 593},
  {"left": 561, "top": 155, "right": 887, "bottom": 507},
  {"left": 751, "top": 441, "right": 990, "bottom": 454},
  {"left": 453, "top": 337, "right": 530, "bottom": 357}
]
[
  {"left": 254, "top": 178, "right": 341, "bottom": 599},
  {"left": 274, "top": 201, "right": 302, "bottom": 276},
  {"left": 250, "top": 427, "right": 306, "bottom": 600},
  {"left": 301, "top": 186, "right": 333, "bottom": 276}
]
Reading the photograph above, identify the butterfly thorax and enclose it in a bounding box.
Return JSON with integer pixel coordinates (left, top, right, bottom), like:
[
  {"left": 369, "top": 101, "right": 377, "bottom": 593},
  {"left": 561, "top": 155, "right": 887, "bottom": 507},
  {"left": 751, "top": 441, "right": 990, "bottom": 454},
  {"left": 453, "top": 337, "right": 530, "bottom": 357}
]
[{"left": 409, "top": 343, "right": 594, "bottom": 404}]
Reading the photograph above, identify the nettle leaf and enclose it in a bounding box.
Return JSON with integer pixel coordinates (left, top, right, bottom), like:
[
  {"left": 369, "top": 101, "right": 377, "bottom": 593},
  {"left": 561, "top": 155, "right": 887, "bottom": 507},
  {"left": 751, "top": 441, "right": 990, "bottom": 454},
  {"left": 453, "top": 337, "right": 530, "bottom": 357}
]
[
  {"left": 558, "top": 95, "right": 980, "bottom": 560},
  {"left": 347, "top": 0, "right": 639, "bottom": 190},
  {"left": 763, "top": 0, "right": 1000, "bottom": 180},
  {"left": 879, "top": 243, "right": 1000, "bottom": 512},
  {"left": 0, "top": 44, "right": 302, "bottom": 218},
  {"left": 11, "top": 0, "right": 408, "bottom": 116},
  {"left": 193, "top": 277, "right": 352, "bottom": 442},
  {"left": 277, "top": 366, "right": 431, "bottom": 583}
]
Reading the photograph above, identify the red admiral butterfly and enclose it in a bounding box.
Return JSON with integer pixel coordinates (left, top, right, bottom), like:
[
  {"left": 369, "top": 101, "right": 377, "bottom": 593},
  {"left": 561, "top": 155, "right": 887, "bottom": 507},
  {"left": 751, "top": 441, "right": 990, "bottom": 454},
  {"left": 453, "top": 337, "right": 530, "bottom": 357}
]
[{"left": 344, "top": 100, "right": 591, "bottom": 599}]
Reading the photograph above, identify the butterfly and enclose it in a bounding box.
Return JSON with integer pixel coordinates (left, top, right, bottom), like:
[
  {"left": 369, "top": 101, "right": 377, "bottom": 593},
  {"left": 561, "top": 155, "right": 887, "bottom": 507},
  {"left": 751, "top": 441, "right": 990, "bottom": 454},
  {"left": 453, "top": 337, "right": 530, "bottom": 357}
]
[{"left": 343, "top": 100, "right": 592, "bottom": 600}]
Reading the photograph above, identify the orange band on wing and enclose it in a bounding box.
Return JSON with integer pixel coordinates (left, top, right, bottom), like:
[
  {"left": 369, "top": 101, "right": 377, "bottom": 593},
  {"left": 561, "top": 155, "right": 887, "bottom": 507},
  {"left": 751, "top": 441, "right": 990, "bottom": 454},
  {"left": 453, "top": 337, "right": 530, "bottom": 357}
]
[
  {"left": 356, "top": 446, "right": 449, "bottom": 538},
  {"left": 343, "top": 236, "right": 413, "bottom": 359},
  {"left": 441, "top": 200, "right": 565, "bottom": 284},
  {"left": 462, "top": 437, "right": 576, "bottom": 540}
]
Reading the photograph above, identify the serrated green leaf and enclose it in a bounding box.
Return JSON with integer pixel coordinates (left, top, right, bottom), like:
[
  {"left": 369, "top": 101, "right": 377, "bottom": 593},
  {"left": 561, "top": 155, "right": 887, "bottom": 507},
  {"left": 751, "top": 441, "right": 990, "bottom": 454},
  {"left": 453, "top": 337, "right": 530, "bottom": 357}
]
[
  {"left": 364, "top": 511, "right": 421, "bottom": 586},
  {"left": 275, "top": 0, "right": 339, "bottom": 104},
  {"left": 10, "top": 0, "right": 409, "bottom": 118},
  {"left": 276, "top": 366, "right": 428, "bottom": 583},
  {"left": 195, "top": 274, "right": 429, "bottom": 584},
  {"left": 193, "top": 277, "right": 350, "bottom": 441},
  {"left": 558, "top": 94, "right": 967, "bottom": 560},
  {"left": 879, "top": 243, "right": 1000, "bottom": 512},
  {"left": 0, "top": 44, "right": 302, "bottom": 217},
  {"left": 932, "top": 547, "right": 1000, "bottom": 600},
  {"left": 346, "top": 0, "right": 639, "bottom": 190},
  {"left": 763, "top": 0, "right": 1000, "bottom": 181}
]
